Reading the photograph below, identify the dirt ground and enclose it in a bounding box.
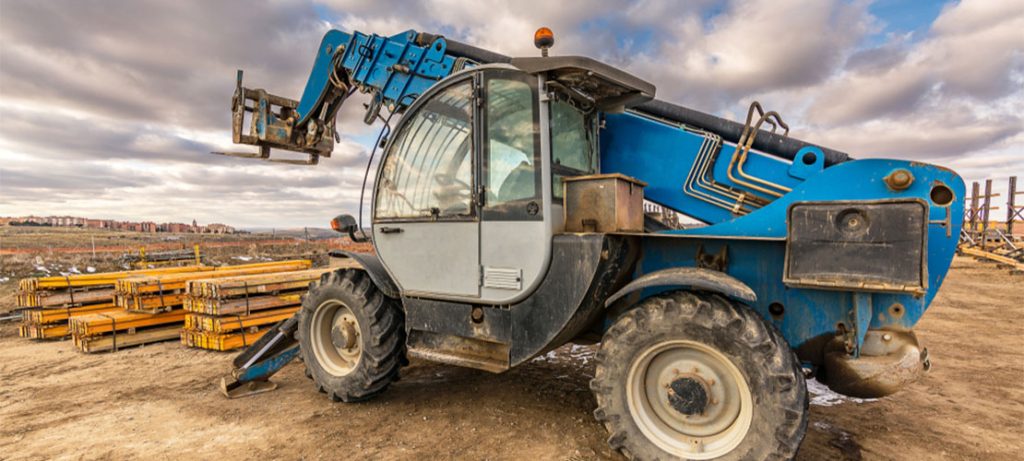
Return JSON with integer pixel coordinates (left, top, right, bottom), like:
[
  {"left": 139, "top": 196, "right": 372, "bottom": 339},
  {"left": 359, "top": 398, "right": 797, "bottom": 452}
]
[
  {"left": 0, "top": 227, "right": 372, "bottom": 314},
  {"left": 1, "top": 257, "right": 1021, "bottom": 461}
]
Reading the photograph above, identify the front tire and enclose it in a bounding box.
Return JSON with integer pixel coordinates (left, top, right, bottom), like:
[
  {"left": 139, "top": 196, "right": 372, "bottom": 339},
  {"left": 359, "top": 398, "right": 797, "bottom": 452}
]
[
  {"left": 297, "top": 269, "right": 405, "bottom": 402},
  {"left": 592, "top": 291, "right": 807, "bottom": 460}
]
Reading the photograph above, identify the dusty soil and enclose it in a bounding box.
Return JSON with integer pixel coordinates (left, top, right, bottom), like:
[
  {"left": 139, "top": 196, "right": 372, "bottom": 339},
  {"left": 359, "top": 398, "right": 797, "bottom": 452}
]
[{"left": 1, "top": 257, "right": 1021, "bottom": 460}]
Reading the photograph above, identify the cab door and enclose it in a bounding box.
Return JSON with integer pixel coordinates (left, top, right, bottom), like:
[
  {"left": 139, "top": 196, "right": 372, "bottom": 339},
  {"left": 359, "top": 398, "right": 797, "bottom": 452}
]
[
  {"left": 372, "top": 78, "right": 480, "bottom": 298},
  {"left": 478, "top": 70, "right": 550, "bottom": 303}
]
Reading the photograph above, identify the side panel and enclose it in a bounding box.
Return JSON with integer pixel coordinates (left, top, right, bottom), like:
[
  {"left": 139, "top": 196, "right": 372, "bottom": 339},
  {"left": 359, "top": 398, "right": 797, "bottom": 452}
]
[
  {"left": 623, "top": 158, "right": 964, "bottom": 364},
  {"left": 601, "top": 111, "right": 810, "bottom": 224},
  {"left": 400, "top": 234, "right": 636, "bottom": 372},
  {"left": 480, "top": 221, "right": 548, "bottom": 302},
  {"left": 374, "top": 222, "right": 480, "bottom": 297}
]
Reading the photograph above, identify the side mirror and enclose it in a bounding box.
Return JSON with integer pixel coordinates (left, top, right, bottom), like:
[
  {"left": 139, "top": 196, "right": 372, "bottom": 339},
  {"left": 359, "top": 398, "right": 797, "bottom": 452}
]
[{"left": 330, "top": 214, "right": 367, "bottom": 242}]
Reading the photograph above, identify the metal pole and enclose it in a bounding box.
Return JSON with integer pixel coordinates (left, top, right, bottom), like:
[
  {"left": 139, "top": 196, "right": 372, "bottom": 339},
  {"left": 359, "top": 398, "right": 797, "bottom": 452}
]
[
  {"left": 981, "top": 180, "right": 993, "bottom": 250},
  {"left": 1008, "top": 176, "right": 1017, "bottom": 236},
  {"left": 969, "top": 182, "right": 980, "bottom": 238}
]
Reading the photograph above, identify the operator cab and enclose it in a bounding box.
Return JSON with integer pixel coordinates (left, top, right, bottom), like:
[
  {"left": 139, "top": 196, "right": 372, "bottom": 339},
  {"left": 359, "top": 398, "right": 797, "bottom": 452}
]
[{"left": 371, "top": 57, "right": 654, "bottom": 304}]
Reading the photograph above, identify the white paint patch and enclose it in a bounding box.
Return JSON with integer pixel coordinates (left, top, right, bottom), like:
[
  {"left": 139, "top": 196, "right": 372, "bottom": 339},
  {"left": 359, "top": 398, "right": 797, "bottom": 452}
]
[
  {"left": 86, "top": 267, "right": 97, "bottom": 273},
  {"left": 0, "top": 277, "right": 9, "bottom": 283},
  {"left": 807, "top": 378, "right": 877, "bottom": 407},
  {"left": 232, "top": 256, "right": 254, "bottom": 261}
]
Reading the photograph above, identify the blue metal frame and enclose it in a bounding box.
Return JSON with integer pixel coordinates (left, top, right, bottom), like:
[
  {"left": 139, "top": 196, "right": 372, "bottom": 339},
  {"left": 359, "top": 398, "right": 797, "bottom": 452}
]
[
  {"left": 602, "top": 112, "right": 964, "bottom": 353},
  {"left": 295, "top": 30, "right": 459, "bottom": 125}
]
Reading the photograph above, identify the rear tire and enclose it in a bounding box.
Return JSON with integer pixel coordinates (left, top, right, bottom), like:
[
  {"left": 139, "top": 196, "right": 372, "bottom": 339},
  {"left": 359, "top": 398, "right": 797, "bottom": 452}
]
[
  {"left": 592, "top": 291, "right": 807, "bottom": 460},
  {"left": 297, "top": 269, "right": 405, "bottom": 402}
]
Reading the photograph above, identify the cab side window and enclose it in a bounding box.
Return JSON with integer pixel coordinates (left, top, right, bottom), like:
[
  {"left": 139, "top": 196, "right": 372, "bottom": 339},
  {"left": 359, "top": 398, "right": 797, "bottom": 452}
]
[
  {"left": 375, "top": 81, "right": 474, "bottom": 220},
  {"left": 484, "top": 77, "right": 540, "bottom": 209},
  {"left": 550, "top": 98, "right": 596, "bottom": 199}
]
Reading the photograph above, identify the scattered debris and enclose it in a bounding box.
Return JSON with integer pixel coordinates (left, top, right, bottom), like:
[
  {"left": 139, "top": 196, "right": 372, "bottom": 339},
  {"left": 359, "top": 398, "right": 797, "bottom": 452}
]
[{"left": 807, "top": 378, "right": 876, "bottom": 407}]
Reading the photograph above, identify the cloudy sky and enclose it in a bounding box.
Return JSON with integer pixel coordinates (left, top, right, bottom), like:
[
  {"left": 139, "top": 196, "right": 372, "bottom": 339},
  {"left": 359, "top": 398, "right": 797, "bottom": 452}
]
[{"left": 0, "top": 0, "right": 1021, "bottom": 227}]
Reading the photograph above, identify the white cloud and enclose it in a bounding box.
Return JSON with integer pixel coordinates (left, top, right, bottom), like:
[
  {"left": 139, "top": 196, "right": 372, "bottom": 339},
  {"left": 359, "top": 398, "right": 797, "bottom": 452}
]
[{"left": 0, "top": 0, "right": 1020, "bottom": 227}]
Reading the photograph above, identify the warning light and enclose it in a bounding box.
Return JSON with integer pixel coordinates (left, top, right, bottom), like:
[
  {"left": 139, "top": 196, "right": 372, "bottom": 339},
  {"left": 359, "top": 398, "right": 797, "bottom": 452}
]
[{"left": 534, "top": 27, "right": 554, "bottom": 57}]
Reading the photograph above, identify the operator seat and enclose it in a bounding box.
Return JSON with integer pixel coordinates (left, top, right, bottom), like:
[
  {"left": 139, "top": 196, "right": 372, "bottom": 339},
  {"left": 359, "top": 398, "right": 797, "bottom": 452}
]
[{"left": 497, "top": 161, "right": 536, "bottom": 203}]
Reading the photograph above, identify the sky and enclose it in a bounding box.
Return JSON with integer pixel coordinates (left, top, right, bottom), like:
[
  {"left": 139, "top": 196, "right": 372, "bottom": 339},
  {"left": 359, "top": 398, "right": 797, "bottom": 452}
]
[{"left": 0, "top": 0, "right": 1021, "bottom": 228}]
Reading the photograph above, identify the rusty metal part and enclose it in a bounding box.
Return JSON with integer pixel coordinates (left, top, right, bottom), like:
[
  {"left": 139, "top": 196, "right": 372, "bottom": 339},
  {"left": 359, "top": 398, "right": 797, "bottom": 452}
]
[
  {"left": 406, "top": 329, "right": 510, "bottom": 373},
  {"left": 666, "top": 373, "right": 712, "bottom": 416},
  {"left": 563, "top": 173, "right": 647, "bottom": 233},
  {"left": 823, "top": 330, "right": 928, "bottom": 398},
  {"left": 470, "top": 306, "right": 484, "bottom": 323},
  {"left": 679, "top": 124, "right": 770, "bottom": 215},
  {"left": 212, "top": 70, "right": 340, "bottom": 165},
  {"left": 884, "top": 169, "right": 915, "bottom": 191},
  {"left": 726, "top": 101, "right": 794, "bottom": 198}
]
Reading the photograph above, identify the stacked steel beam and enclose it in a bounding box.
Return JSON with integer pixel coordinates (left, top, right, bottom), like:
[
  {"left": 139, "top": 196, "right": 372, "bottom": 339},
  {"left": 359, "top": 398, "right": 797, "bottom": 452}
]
[
  {"left": 16, "top": 266, "right": 208, "bottom": 340},
  {"left": 64, "top": 260, "right": 312, "bottom": 353},
  {"left": 180, "top": 267, "right": 337, "bottom": 351},
  {"left": 114, "top": 260, "right": 312, "bottom": 313}
]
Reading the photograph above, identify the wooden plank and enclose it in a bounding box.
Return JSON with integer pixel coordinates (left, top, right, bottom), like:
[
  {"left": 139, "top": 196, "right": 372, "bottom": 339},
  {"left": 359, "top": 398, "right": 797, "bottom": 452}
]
[
  {"left": 186, "top": 267, "right": 339, "bottom": 298},
  {"left": 19, "top": 265, "right": 211, "bottom": 291},
  {"left": 961, "top": 247, "right": 1024, "bottom": 271},
  {"left": 75, "top": 326, "right": 182, "bottom": 353},
  {"left": 20, "top": 323, "right": 70, "bottom": 339},
  {"left": 17, "top": 289, "right": 116, "bottom": 308},
  {"left": 184, "top": 306, "right": 299, "bottom": 333},
  {"left": 184, "top": 292, "right": 303, "bottom": 315},
  {"left": 180, "top": 328, "right": 268, "bottom": 351},
  {"left": 69, "top": 310, "right": 187, "bottom": 337},
  {"left": 25, "top": 303, "right": 120, "bottom": 324},
  {"left": 116, "top": 260, "right": 311, "bottom": 295}
]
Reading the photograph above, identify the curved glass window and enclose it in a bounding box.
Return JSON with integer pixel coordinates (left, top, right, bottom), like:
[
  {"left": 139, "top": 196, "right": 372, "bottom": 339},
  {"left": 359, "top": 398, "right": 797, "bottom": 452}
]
[{"left": 375, "top": 81, "right": 474, "bottom": 220}]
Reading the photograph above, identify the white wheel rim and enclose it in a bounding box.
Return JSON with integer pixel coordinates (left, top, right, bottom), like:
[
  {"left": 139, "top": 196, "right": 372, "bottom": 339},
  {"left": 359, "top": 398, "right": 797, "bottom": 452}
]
[
  {"left": 626, "top": 340, "right": 753, "bottom": 459},
  {"left": 310, "top": 299, "right": 362, "bottom": 377}
]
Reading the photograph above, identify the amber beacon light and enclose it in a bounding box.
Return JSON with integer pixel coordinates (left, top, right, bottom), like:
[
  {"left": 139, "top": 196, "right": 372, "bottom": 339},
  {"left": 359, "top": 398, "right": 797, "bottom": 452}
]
[{"left": 534, "top": 27, "right": 554, "bottom": 56}]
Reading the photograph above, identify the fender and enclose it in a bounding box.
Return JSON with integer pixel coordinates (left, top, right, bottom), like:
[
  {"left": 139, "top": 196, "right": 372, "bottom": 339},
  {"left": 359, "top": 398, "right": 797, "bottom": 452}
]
[
  {"left": 327, "top": 250, "right": 401, "bottom": 299},
  {"left": 605, "top": 267, "right": 757, "bottom": 307}
]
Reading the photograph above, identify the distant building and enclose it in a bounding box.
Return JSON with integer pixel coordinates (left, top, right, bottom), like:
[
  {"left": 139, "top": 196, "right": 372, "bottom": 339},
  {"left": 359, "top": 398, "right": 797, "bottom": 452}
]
[{"left": 0, "top": 215, "right": 236, "bottom": 234}]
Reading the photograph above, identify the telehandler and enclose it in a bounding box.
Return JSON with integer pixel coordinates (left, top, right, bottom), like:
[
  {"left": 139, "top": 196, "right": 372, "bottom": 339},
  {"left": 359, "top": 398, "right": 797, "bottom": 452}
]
[{"left": 216, "top": 27, "right": 963, "bottom": 460}]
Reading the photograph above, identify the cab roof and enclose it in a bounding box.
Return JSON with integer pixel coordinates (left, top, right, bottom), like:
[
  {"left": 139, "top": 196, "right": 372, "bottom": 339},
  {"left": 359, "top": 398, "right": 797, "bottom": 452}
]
[{"left": 509, "top": 56, "right": 656, "bottom": 112}]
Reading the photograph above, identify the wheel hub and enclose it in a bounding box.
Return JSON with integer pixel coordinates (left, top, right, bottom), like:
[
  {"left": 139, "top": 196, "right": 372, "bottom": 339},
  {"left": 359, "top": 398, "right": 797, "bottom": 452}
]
[
  {"left": 331, "top": 317, "right": 358, "bottom": 350},
  {"left": 667, "top": 375, "right": 710, "bottom": 416},
  {"left": 628, "top": 340, "right": 753, "bottom": 459},
  {"left": 310, "top": 300, "right": 362, "bottom": 377}
]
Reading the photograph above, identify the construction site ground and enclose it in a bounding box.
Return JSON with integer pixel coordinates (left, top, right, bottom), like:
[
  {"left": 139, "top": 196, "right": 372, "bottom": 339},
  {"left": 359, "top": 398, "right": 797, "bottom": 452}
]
[{"left": 1, "top": 256, "right": 1021, "bottom": 460}]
